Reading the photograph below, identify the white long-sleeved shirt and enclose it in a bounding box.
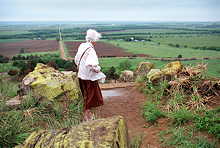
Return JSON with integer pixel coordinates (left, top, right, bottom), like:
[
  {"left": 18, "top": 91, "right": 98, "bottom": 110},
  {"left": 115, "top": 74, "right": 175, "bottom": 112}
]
[{"left": 74, "top": 42, "right": 106, "bottom": 81}]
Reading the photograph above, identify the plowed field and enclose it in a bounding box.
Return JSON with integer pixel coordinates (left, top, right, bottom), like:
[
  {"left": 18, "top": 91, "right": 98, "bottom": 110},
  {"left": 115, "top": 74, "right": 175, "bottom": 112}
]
[
  {"left": 0, "top": 40, "right": 59, "bottom": 57},
  {"left": 65, "top": 41, "right": 147, "bottom": 57}
]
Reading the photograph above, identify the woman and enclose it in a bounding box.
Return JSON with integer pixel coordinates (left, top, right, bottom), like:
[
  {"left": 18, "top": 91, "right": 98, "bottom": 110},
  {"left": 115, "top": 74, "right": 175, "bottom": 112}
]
[{"left": 74, "top": 29, "right": 105, "bottom": 121}]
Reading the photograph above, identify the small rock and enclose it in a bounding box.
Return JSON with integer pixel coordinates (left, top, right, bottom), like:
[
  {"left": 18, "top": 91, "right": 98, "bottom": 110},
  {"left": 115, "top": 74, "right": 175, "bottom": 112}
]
[{"left": 6, "top": 96, "right": 21, "bottom": 106}]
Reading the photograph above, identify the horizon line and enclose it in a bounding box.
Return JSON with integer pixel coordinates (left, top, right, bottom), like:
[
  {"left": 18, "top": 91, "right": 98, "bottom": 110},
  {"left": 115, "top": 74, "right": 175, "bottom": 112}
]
[{"left": 0, "top": 20, "right": 220, "bottom": 23}]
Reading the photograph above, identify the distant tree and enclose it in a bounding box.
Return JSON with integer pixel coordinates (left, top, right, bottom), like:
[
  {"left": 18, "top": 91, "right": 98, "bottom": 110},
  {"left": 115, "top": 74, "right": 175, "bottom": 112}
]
[
  {"left": 0, "top": 55, "right": 9, "bottom": 63},
  {"left": 176, "top": 44, "right": 180, "bottom": 48},
  {"left": 177, "top": 54, "right": 183, "bottom": 58}
]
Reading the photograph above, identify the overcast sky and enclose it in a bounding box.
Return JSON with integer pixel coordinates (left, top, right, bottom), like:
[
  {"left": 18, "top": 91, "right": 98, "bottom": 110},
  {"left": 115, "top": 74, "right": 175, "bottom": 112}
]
[{"left": 0, "top": 0, "right": 220, "bottom": 21}]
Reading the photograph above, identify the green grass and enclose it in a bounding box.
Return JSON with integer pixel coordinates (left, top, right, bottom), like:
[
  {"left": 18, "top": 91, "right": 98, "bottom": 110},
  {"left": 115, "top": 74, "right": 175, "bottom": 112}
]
[
  {"left": 106, "top": 40, "right": 220, "bottom": 58},
  {"left": 18, "top": 51, "right": 59, "bottom": 57},
  {"left": 0, "top": 31, "right": 31, "bottom": 36},
  {"left": 0, "top": 110, "right": 33, "bottom": 147},
  {"left": 194, "top": 107, "right": 220, "bottom": 139},
  {"left": 169, "top": 108, "right": 195, "bottom": 126},
  {"left": 0, "top": 39, "right": 28, "bottom": 43},
  {"left": 143, "top": 101, "right": 165, "bottom": 123},
  {"left": 99, "top": 57, "right": 220, "bottom": 78},
  {"left": 0, "top": 76, "right": 19, "bottom": 98},
  {"left": 159, "top": 127, "right": 217, "bottom": 148},
  {"left": 0, "top": 63, "right": 19, "bottom": 73},
  {"left": 152, "top": 35, "right": 220, "bottom": 48}
]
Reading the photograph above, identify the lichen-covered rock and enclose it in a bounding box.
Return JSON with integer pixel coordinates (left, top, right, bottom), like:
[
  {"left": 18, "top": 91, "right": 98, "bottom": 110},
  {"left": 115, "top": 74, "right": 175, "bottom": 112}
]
[
  {"left": 147, "top": 69, "right": 162, "bottom": 82},
  {"left": 147, "top": 61, "right": 183, "bottom": 82},
  {"left": 119, "top": 70, "right": 134, "bottom": 82},
  {"left": 21, "top": 63, "right": 81, "bottom": 101},
  {"left": 135, "top": 62, "right": 154, "bottom": 76},
  {"left": 16, "top": 116, "right": 129, "bottom": 148},
  {"left": 161, "top": 61, "right": 182, "bottom": 75}
]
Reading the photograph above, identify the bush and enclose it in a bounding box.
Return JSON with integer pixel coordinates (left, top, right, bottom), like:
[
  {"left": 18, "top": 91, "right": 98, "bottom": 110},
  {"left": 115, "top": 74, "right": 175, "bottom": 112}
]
[
  {"left": 0, "top": 55, "right": 9, "bottom": 63},
  {"left": 177, "top": 54, "right": 183, "bottom": 58},
  {"left": 143, "top": 101, "right": 165, "bottom": 123},
  {"left": 118, "top": 60, "right": 132, "bottom": 71},
  {"left": 103, "top": 66, "right": 119, "bottom": 80}
]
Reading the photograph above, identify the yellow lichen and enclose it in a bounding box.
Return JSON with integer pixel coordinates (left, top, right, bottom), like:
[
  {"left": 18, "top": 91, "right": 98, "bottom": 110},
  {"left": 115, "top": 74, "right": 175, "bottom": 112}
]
[
  {"left": 16, "top": 116, "right": 129, "bottom": 148},
  {"left": 22, "top": 63, "right": 81, "bottom": 101}
]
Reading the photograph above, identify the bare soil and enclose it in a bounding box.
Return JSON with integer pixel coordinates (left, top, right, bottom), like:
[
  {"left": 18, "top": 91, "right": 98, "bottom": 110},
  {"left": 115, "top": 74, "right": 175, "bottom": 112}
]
[
  {"left": 0, "top": 40, "right": 59, "bottom": 57},
  {"left": 65, "top": 41, "right": 149, "bottom": 58},
  {"left": 99, "top": 87, "right": 169, "bottom": 148}
]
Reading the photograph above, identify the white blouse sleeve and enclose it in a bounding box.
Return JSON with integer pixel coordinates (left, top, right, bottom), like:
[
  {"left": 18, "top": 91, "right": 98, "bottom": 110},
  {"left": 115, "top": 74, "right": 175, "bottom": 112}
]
[
  {"left": 85, "top": 48, "right": 99, "bottom": 66},
  {"left": 85, "top": 48, "right": 101, "bottom": 72},
  {"left": 74, "top": 44, "right": 83, "bottom": 66}
]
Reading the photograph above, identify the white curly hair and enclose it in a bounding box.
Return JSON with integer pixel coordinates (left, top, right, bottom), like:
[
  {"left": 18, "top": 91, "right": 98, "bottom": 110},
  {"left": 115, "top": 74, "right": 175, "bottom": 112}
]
[{"left": 85, "top": 29, "right": 102, "bottom": 42}]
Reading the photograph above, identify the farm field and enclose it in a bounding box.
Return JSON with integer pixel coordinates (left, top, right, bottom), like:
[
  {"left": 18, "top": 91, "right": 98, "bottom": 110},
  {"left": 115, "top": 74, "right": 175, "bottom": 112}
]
[
  {"left": 152, "top": 35, "right": 220, "bottom": 48},
  {"left": 0, "top": 40, "right": 59, "bottom": 57},
  {"left": 106, "top": 40, "right": 220, "bottom": 58},
  {"left": 65, "top": 41, "right": 143, "bottom": 57}
]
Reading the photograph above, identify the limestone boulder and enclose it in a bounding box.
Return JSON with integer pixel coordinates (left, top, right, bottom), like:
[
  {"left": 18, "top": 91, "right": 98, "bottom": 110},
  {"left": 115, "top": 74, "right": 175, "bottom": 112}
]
[
  {"left": 147, "top": 69, "right": 162, "bottom": 82},
  {"left": 119, "top": 70, "right": 134, "bottom": 82},
  {"left": 161, "top": 61, "right": 182, "bottom": 75},
  {"left": 135, "top": 62, "right": 154, "bottom": 76},
  {"left": 16, "top": 116, "right": 129, "bottom": 148},
  {"left": 20, "top": 63, "right": 81, "bottom": 101},
  {"left": 147, "top": 61, "right": 183, "bottom": 82}
]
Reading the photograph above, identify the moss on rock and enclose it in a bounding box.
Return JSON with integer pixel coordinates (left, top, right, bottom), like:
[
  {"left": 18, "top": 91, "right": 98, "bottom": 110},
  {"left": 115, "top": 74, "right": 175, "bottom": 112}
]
[
  {"left": 21, "top": 63, "right": 81, "bottom": 101},
  {"left": 135, "top": 62, "right": 154, "bottom": 76},
  {"left": 147, "top": 61, "right": 183, "bottom": 82},
  {"left": 15, "top": 116, "right": 129, "bottom": 148}
]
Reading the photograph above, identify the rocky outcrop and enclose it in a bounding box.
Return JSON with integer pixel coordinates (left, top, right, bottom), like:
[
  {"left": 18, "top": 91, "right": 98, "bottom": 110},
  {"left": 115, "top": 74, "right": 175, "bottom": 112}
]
[
  {"left": 135, "top": 62, "right": 154, "bottom": 76},
  {"left": 147, "top": 61, "right": 182, "bottom": 82},
  {"left": 119, "top": 70, "right": 134, "bottom": 82},
  {"left": 147, "top": 69, "right": 162, "bottom": 82},
  {"left": 20, "top": 63, "right": 81, "bottom": 101},
  {"left": 16, "top": 116, "right": 129, "bottom": 148}
]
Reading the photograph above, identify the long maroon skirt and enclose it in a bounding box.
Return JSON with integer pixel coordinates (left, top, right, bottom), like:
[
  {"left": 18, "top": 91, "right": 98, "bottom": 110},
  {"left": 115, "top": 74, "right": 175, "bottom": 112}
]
[{"left": 79, "top": 78, "right": 104, "bottom": 111}]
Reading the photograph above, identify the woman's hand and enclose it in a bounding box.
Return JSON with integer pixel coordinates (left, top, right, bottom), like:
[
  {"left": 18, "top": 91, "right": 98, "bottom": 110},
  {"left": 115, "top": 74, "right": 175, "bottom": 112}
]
[{"left": 88, "top": 65, "right": 101, "bottom": 73}]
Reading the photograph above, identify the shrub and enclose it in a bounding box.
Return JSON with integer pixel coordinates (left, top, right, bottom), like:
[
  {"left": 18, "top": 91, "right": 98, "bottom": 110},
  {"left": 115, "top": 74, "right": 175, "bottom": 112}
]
[
  {"left": 177, "top": 54, "right": 183, "bottom": 58},
  {"left": 118, "top": 60, "right": 132, "bottom": 71},
  {"left": 103, "top": 66, "right": 120, "bottom": 81},
  {"left": 143, "top": 101, "right": 165, "bottom": 123},
  {"left": 0, "top": 55, "right": 9, "bottom": 63}
]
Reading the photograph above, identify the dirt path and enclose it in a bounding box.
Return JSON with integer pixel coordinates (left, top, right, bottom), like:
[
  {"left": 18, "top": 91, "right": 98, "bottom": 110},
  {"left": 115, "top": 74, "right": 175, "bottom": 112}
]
[{"left": 99, "top": 87, "right": 168, "bottom": 148}]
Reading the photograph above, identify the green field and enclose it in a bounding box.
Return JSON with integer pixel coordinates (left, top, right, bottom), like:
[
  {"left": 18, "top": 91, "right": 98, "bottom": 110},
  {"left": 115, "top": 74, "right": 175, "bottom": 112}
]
[
  {"left": 0, "top": 39, "right": 28, "bottom": 43},
  {"left": 106, "top": 40, "right": 220, "bottom": 58},
  {"left": 152, "top": 35, "right": 220, "bottom": 48},
  {"left": 0, "top": 30, "right": 31, "bottom": 36},
  {"left": 99, "top": 57, "right": 220, "bottom": 78},
  {"left": 18, "top": 51, "right": 59, "bottom": 57}
]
